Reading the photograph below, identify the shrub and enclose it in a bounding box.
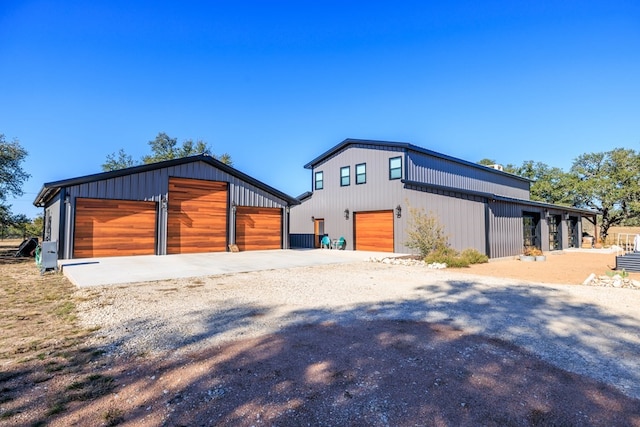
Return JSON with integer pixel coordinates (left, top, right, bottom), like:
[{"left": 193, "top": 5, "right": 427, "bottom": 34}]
[
  {"left": 424, "top": 247, "right": 470, "bottom": 268},
  {"left": 460, "top": 248, "right": 489, "bottom": 264},
  {"left": 405, "top": 207, "right": 449, "bottom": 257},
  {"left": 523, "top": 246, "right": 542, "bottom": 256}
]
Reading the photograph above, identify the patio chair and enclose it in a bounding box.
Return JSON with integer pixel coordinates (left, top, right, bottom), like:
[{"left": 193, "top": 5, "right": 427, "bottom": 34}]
[
  {"left": 335, "top": 236, "right": 346, "bottom": 250},
  {"left": 320, "top": 235, "right": 331, "bottom": 249}
]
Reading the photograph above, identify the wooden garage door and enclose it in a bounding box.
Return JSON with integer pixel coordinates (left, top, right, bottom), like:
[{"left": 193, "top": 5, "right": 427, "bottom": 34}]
[
  {"left": 355, "top": 210, "right": 394, "bottom": 252},
  {"left": 168, "top": 177, "right": 228, "bottom": 254},
  {"left": 74, "top": 198, "right": 157, "bottom": 258},
  {"left": 236, "top": 206, "right": 282, "bottom": 251}
]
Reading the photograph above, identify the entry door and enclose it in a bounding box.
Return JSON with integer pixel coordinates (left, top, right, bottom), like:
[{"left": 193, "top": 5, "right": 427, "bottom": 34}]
[
  {"left": 523, "top": 212, "right": 540, "bottom": 249},
  {"left": 314, "top": 219, "right": 325, "bottom": 248}
]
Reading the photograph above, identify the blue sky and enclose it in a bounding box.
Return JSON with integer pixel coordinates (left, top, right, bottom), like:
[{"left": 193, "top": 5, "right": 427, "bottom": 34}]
[{"left": 1, "top": 1, "right": 639, "bottom": 219}]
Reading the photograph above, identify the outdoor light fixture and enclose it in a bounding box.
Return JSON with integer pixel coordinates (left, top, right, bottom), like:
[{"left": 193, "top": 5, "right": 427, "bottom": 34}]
[
  {"left": 344, "top": 209, "right": 349, "bottom": 220},
  {"left": 396, "top": 205, "right": 402, "bottom": 218},
  {"left": 564, "top": 211, "right": 570, "bottom": 220},
  {"left": 311, "top": 216, "right": 315, "bottom": 222},
  {"left": 161, "top": 197, "right": 167, "bottom": 211},
  {"left": 231, "top": 202, "right": 237, "bottom": 214}
]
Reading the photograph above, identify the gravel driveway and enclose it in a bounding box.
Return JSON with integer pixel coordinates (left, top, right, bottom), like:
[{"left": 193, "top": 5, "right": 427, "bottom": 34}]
[{"left": 76, "top": 261, "right": 640, "bottom": 400}]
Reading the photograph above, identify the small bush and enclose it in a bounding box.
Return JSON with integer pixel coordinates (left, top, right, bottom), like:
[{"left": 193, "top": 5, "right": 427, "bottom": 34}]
[
  {"left": 405, "top": 207, "right": 449, "bottom": 257},
  {"left": 424, "top": 247, "right": 489, "bottom": 268},
  {"left": 425, "top": 247, "right": 470, "bottom": 268},
  {"left": 460, "top": 248, "right": 489, "bottom": 264}
]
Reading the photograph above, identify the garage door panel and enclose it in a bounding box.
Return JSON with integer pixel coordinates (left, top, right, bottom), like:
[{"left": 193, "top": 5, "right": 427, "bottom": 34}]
[
  {"left": 355, "top": 210, "right": 394, "bottom": 252},
  {"left": 236, "top": 207, "right": 282, "bottom": 251},
  {"left": 74, "top": 198, "right": 157, "bottom": 258},
  {"left": 167, "top": 177, "right": 228, "bottom": 254}
]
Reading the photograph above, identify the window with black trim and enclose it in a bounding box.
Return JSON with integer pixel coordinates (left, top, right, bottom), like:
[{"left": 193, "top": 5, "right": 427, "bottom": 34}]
[
  {"left": 340, "top": 166, "right": 350, "bottom": 186},
  {"left": 389, "top": 156, "right": 402, "bottom": 180},
  {"left": 356, "top": 163, "right": 366, "bottom": 184},
  {"left": 314, "top": 171, "right": 324, "bottom": 190}
]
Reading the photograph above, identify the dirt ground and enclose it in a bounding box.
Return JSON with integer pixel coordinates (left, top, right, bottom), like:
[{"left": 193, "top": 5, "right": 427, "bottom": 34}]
[
  {"left": 1, "top": 245, "right": 639, "bottom": 426},
  {"left": 464, "top": 249, "right": 639, "bottom": 285}
]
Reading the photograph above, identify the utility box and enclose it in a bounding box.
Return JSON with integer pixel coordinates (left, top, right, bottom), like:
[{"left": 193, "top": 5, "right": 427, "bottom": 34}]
[{"left": 40, "top": 241, "right": 58, "bottom": 274}]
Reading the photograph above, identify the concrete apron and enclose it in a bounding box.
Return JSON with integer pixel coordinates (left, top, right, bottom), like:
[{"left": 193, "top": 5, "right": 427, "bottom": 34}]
[{"left": 58, "top": 249, "right": 402, "bottom": 288}]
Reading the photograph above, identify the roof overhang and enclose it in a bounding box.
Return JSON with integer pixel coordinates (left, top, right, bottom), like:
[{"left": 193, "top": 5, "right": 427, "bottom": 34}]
[
  {"left": 34, "top": 154, "right": 300, "bottom": 208},
  {"left": 304, "top": 138, "right": 531, "bottom": 183}
]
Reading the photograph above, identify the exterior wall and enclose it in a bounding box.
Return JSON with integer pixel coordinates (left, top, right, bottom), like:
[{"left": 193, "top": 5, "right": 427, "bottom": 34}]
[
  {"left": 290, "top": 145, "right": 487, "bottom": 254},
  {"left": 486, "top": 201, "right": 524, "bottom": 258},
  {"left": 290, "top": 146, "right": 406, "bottom": 251},
  {"left": 407, "top": 151, "right": 530, "bottom": 199},
  {"left": 401, "top": 185, "right": 486, "bottom": 254},
  {"left": 57, "top": 161, "right": 290, "bottom": 258}
]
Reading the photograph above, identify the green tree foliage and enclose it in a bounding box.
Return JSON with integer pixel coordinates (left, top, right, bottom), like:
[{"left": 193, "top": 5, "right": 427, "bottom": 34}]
[
  {"left": 0, "top": 134, "right": 30, "bottom": 202},
  {"left": 478, "top": 158, "right": 574, "bottom": 205},
  {"left": 102, "top": 132, "right": 233, "bottom": 171},
  {"left": 570, "top": 148, "right": 640, "bottom": 240},
  {"left": 102, "top": 149, "right": 135, "bottom": 171},
  {"left": 513, "top": 161, "right": 575, "bottom": 205},
  {"left": 405, "top": 206, "right": 449, "bottom": 257},
  {"left": 0, "top": 134, "right": 30, "bottom": 232}
]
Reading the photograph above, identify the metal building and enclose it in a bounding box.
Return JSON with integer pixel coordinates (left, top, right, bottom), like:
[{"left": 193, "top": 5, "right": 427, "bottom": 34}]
[
  {"left": 289, "top": 138, "right": 597, "bottom": 257},
  {"left": 34, "top": 154, "right": 299, "bottom": 259}
]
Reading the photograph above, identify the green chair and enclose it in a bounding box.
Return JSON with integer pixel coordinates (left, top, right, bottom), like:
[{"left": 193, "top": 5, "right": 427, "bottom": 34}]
[
  {"left": 336, "top": 236, "right": 346, "bottom": 250},
  {"left": 320, "top": 235, "right": 331, "bottom": 249}
]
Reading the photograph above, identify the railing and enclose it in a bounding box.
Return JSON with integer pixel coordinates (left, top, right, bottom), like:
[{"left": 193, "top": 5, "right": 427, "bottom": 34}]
[{"left": 615, "top": 233, "right": 639, "bottom": 254}]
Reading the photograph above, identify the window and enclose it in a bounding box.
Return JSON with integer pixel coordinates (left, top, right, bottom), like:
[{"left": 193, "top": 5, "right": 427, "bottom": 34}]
[
  {"left": 356, "top": 163, "right": 366, "bottom": 184},
  {"left": 389, "top": 156, "right": 402, "bottom": 180},
  {"left": 340, "top": 166, "right": 350, "bottom": 186},
  {"left": 314, "top": 171, "right": 324, "bottom": 190}
]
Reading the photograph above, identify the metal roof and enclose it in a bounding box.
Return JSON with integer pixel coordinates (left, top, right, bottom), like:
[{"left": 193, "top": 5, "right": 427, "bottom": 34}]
[
  {"left": 304, "top": 138, "right": 531, "bottom": 183},
  {"left": 33, "top": 154, "right": 300, "bottom": 207},
  {"left": 402, "top": 179, "right": 598, "bottom": 216}
]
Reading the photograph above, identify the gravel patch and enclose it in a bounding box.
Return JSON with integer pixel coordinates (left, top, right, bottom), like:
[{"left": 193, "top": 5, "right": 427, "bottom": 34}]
[{"left": 75, "top": 261, "right": 640, "bottom": 400}]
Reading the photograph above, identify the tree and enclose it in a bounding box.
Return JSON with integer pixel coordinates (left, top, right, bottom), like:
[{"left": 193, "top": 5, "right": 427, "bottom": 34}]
[
  {"left": 570, "top": 148, "right": 640, "bottom": 241},
  {"left": 512, "top": 160, "right": 575, "bottom": 205},
  {"left": 102, "top": 132, "right": 233, "bottom": 171},
  {"left": 478, "top": 158, "right": 574, "bottom": 205},
  {"left": 102, "top": 149, "right": 135, "bottom": 171},
  {"left": 0, "top": 134, "right": 30, "bottom": 202}
]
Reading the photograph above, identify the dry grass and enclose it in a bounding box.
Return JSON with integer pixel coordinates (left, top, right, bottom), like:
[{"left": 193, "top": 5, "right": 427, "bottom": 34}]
[
  {"left": 0, "top": 239, "right": 112, "bottom": 424},
  {"left": 0, "top": 240, "right": 91, "bottom": 364}
]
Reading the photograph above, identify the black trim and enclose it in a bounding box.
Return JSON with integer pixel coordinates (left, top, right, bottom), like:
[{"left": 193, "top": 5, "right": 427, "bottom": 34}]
[
  {"left": 34, "top": 154, "right": 300, "bottom": 207},
  {"left": 402, "top": 179, "right": 597, "bottom": 216},
  {"left": 355, "top": 163, "right": 366, "bottom": 185},
  {"left": 304, "top": 138, "right": 531, "bottom": 183},
  {"left": 389, "top": 156, "right": 402, "bottom": 180},
  {"left": 314, "top": 171, "right": 324, "bottom": 190},
  {"left": 340, "top": 166, "right": 350, "bottom": 187}
]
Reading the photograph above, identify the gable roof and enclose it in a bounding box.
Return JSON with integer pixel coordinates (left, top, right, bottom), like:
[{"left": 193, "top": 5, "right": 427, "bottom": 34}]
[
  {"left": 34, "top": 154, "right": 300, "bottom": 207},
  {"left": 303, "top": 138, "right": 531, "bottom": 183}
]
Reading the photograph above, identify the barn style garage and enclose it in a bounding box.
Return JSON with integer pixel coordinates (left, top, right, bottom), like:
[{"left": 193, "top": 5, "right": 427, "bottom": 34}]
[{"left": 34, "top": 154, "right": 299, "bottom": 259}]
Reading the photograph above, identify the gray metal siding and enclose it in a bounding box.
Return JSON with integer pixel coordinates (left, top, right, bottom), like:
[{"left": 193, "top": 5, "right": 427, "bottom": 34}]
[
  {"left": 487, "top": 201, "right": 524, "bottom": 258},
  {"left": 59, "top": 161, "right": 290, "bottom": 258},
  {"left": 401, "top": 185, "right": 486, "bottom": 254},
  {"left": 290, "top": 145, "right": 487, "bottom": 254},
  {"left": 407, "top": 151, "right": 530, "bottom": 199},
  {"left": 291, "top": 146, "right": 406, "bottom": 251}
]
